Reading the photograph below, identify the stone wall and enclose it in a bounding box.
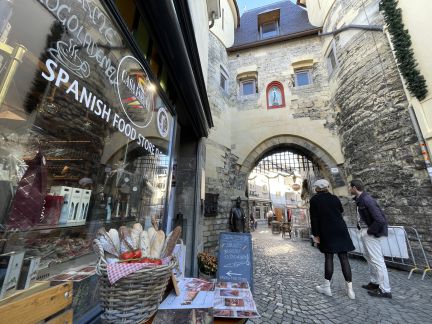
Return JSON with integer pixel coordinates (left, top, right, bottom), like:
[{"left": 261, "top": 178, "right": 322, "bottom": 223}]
[
  {"left": 327, "top": 0, "right": 432, "bottom": 252},
  {"left": 204, "top": 140, "right": 247, "bottom": 251},
  {"left": 203, "top": 31, "right": 346, "bottom": 252}
]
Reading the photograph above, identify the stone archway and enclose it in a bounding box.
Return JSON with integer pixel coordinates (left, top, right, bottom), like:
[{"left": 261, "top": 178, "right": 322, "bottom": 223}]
[{"left": 240, "top": 135, "right": 346, "bottom": 189}]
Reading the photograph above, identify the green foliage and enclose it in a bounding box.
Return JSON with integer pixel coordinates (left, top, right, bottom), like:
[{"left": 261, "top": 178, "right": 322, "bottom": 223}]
[
  {"left": 380, "top": 0, "right": 428, "bottom": 100},
  {"left": 197, "top": 252, "right": 217, "bottom": 276}
]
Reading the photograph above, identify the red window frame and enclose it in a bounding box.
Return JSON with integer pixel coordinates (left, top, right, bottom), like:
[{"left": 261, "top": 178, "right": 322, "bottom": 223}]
[{"left": 266, "top": 81, "right": 285, "bottom": 109}]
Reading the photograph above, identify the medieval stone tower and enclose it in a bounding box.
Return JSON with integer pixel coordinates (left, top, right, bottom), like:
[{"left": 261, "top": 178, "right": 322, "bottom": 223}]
[{"left": 202, "top": 0, "right": 432, "bottom": 255}]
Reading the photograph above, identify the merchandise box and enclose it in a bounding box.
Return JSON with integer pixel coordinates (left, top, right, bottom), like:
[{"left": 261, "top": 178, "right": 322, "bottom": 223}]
[
  {"left": 0, "top": 251, "right": 25, "bottom": 299},
  {"left": 77, "top": 189, "right": 92, "bottom": 225},
  {"left": 68, "top": 188, "right": 84, "bottom": 223},
  {"left": 17, "top": 257, "right": 40, "bottom": 290},
  {"left": 50, "top": 186, "right": 73, "bottom": 224}
]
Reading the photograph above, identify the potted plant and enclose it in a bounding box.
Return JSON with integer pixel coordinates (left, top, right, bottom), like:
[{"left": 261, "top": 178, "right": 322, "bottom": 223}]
[{"left": 197, "top": 252, "right": 217, "bottom": 279}]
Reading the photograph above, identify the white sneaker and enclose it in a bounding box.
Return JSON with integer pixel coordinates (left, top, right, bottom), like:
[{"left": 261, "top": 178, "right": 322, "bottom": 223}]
[
  {"left": 346, "top": 281, "right": 356, "bottom": 299},
  {"left": 316, "top": 279, "right": 332, "bottom": 296}
]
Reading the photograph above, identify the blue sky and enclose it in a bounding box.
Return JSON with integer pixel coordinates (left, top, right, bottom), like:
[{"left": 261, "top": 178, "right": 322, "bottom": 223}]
[{"left": 236, "top": 0, "right": 296, "bottom": 16}]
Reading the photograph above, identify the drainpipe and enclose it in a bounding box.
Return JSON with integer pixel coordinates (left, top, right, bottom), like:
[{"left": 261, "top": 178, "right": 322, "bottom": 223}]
[
  {"left": 318, "top": 24, "right": 383, "bottom": 37},
  {"left": 407, "top": 105, "right": 432, "bottom": 184}
]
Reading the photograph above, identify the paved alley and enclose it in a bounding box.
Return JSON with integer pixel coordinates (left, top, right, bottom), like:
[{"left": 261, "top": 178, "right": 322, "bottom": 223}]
[{"left": 249, "top": 228, "right": 432, "bottom": 324}]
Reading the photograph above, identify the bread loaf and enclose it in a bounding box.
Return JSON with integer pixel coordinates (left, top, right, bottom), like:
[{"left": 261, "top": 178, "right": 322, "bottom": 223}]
[
  {"left": 150, "top": 230, "right": 165, "bottom": 258},
  {"left": 119, "top": 226, "right": 136, "bottom": 252},
  {"left": 107, "top": 228, "right": 120, "bottom": 255},
  {"left": 139, "top": 230, "right": 150, "bottom": 256},
  {"left": 148, "top": 227, "right": 157, "bottom": 248},
  {"left": 131, "top": 223, "right": 143, "bottom": 249},
  {"left": 161, "top": 226, "right": 182, "bottom": 258},
  {"left": 97, "top": 228, "right": 119, "bottom": 257},
  {"left": 133, "top": 223, "right": 143, "bottom": 232}
]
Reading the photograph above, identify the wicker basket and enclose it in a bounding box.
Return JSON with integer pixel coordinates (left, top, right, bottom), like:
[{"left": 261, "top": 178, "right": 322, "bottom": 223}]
[{"left": 94, "top": 240, "right": 176, "bottom": 323}]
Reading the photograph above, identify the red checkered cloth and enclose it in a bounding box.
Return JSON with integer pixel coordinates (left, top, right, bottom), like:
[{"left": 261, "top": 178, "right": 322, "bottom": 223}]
[
  {"left": 107, "top": 263, "right": 154, "bottom": 284},
  {"left": 107, "top": 257, "right": 172, "bottom": 285}
]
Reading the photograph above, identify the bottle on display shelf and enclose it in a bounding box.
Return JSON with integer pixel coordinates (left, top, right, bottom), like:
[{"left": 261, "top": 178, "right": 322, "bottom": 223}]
[
  {"left": 114, "top": 200, "right": 121, "bottom": 218},
  {"left": 105, "top": 197, "right": 112, "bottom": 221}
]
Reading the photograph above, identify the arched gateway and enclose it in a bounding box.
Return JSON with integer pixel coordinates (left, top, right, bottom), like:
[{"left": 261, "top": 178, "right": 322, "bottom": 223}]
[{"left": 240, "top": 135, "right": 346, "bottom": 191}]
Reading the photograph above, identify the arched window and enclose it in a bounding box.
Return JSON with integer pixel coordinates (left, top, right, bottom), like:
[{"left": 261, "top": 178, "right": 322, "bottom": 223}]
[{"left": 266, "top": 81, "right": 285, "bottom": 109}]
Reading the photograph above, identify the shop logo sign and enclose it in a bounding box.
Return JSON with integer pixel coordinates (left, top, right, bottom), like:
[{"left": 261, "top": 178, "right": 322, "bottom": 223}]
[
  {"left": 116, "top": 55, "right": 154, "bottom": 129},
  {"left": 157, "top": 107, "right": 169, "bottom": 138},
  {"left": 48, "top": 40, "right": 91, "bottom": 79}
]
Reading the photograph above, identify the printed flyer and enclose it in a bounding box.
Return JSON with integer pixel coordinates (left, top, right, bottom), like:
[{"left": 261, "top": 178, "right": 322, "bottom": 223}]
[{"left": 213, "top": 281, "right": 260, "bottom": 318}]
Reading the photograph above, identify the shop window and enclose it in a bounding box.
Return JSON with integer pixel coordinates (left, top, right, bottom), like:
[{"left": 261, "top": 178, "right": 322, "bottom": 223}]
[
  {"left": 326, "top": 44, "right": 338, "bottom": 76},
  {"left": 0, "top": 0, "right": 174, "bottom": 303},
  {"left": 266, "top": 81, "right": 285, "bottom": 109},
  {"left": 220, "top": 65, "right": 228, "bottom": 92},
  {"left": 295, "top": 70, "right": 312, "bottom": 87}
]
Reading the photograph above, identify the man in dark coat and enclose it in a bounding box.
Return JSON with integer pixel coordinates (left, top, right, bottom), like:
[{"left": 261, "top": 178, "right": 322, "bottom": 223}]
[
  {"left": 350, "top": 179, "right": 392, "bottom": 299},
  {"left": 310, "top": 179, "right": 355, "bottom": 299}
]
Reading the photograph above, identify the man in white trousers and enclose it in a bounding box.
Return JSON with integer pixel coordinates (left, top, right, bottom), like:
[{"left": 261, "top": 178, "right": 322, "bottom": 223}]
[{"left": 349, "top": 179, "right": 392, "bottom": 298}]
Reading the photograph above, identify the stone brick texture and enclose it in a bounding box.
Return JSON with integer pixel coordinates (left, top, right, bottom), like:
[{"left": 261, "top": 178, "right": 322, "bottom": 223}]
[
  {"left": 203, "top": 1, "right": 432, "bottom": 259},
  {"left": 328, "top": 0, "right": 432, "bottom": 254}
]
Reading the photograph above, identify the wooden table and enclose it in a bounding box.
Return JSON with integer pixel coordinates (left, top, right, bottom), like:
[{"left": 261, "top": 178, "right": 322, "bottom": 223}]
[
  {"left": 144, "top": 312, "right": 248, "bottom": 323},
  {"left": 215, "top": 318, "right": 248, "bottom": 323}
]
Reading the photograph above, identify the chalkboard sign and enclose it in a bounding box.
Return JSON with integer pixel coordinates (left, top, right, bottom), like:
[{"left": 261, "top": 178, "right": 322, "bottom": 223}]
[{"left": 217, "top": 232, "right": 253, "bottom": 291}]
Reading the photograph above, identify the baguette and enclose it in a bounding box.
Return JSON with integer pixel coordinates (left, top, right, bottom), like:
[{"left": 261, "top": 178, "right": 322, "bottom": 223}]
[
  {"left": 161, "top": 226, "right": 182, "bottom": 258},
  {"left": 119, "top": 226, "right": 136, "bottom": 252},
  {"left": 139, "top": 230, "right": 150, "bottom": 257},
  {"left": 107, "top": 228, "right": 120, "bottom": 255},
  {"left": 131, "top": 223, "right": 143, "bottom": 249},
  {"left": 148, "top": 227, "right": 157, "bottom": 248},
  {"left": 150, "top": 230, "right": 165, "bottom": 258},
  {"left": 133, "top": 223, "right": 143, "bottom": 232}
]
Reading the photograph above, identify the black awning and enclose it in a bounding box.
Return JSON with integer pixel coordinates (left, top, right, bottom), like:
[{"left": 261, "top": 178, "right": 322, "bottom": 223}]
[{"left": 135, "top": 0, "right": 213, "bottom": 138}]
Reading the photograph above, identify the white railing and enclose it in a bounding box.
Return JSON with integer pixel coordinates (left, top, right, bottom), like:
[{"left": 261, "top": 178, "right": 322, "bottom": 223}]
[{"left": 347, "top": 226, "right": 431, "bottom": 280}]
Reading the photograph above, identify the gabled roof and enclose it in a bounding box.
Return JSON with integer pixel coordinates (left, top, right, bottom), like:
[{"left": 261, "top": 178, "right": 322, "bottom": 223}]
[{"left": 230, "top": 0, "right": 319, "bottom": 50}]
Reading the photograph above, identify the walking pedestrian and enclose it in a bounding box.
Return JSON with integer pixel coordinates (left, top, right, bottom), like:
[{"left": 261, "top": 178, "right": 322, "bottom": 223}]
[
  {"left": 266, "top": 209, "right": 274, "bottom": 227},
  {"left": 310, "top": 179, "right": 356, "bottom": 299},
  {"left": 349, "top": 179, "right": 392, "bottom": 298}
]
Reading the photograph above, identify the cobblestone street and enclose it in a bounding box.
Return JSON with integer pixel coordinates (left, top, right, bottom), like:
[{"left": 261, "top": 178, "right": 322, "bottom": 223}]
[{"left": 249, "top": 227, "right": 432, "bottom": 324}]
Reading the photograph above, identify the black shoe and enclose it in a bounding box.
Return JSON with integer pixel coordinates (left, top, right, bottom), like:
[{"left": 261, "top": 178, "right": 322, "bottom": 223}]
[
  {"left": 368, "top": 289, "right": 392, "bottom": 299},
  {"left": 361, "top": 282, "right": 379, "bottom": 291}
]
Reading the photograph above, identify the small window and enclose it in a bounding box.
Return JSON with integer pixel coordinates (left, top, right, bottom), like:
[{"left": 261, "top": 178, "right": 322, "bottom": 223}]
[
  {"left": 295, "top": 70, "right": 312, "bottom": 87},
  {"left": 220, "top": 66, "right": 228, "bottom": 92},
  {"left": 241, "top": 80, "right": 256, "bottom": 96},
  {"left": 326, "top": 47, "right": 338, "bottom": 76},
  {"left": 261, "top": 21, "right": 279, "bottom": 39}
]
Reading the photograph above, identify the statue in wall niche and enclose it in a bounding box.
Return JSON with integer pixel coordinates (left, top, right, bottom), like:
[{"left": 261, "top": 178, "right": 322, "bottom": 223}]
[{"left": 229, "top": 196, "right": 245, "bottom": 233}]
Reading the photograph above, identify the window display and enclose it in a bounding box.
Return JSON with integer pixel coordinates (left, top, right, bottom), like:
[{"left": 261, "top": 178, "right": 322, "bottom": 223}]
[{"left": 0, "top": 0, "right": 174, "bottom": 281}]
